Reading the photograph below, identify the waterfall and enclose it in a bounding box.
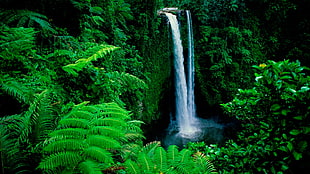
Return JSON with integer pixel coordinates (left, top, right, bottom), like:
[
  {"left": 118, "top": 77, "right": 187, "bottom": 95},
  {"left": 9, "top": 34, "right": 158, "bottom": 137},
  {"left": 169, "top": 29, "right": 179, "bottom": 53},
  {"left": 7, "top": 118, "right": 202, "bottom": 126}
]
[
  {"left": 165, "top": 11, "right": 198, "bottom": 137},
  {"left": 186, "top": 10, "right": 196, "bottom": 120}
]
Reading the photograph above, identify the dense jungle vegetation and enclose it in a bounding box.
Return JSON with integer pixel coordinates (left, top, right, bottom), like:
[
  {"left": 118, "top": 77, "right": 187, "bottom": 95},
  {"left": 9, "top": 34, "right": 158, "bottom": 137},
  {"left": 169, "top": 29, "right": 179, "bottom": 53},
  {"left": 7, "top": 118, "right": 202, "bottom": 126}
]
[{"left": 0, "top": 0, "right": 309, "bottom": 173}]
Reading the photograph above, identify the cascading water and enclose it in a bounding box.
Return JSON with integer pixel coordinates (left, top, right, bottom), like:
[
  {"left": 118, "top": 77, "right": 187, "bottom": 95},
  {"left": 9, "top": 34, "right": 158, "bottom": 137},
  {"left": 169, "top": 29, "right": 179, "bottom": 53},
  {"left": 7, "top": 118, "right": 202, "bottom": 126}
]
[
  {"left": 165, "top": 12, "right": 198, "bottom": 137},
  {"left": 161, "top": 9, "right": 224, "bottom": 147}
]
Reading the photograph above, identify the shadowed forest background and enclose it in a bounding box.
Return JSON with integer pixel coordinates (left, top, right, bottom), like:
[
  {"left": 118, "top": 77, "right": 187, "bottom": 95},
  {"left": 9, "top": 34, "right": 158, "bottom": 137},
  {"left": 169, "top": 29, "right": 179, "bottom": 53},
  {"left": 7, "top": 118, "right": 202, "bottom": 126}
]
[{"left": 0, "top": 0, "right": 309, "bottom": 173}]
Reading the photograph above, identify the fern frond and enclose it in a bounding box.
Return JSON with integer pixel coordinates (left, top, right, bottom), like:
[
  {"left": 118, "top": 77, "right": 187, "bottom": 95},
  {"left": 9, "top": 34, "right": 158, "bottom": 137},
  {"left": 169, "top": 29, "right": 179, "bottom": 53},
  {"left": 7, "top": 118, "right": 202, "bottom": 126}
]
[
  {"left": 120, "top": 143, "right": 142, "bottom": 160},
  {"left": 78, "top": 160, "right": 103, "bottom": 174},
  {"left": 83, "top": 146, "right": 114, "bottom": 163},
  {"left": 59, "top": 118, "right": 90, "bottom": 129},
  {"left": 124, "top": 160, "right": 141, "bottom": 174},
  {"left": 93, "top": 117, "right": 127, "bottom": 127},
  {"left": 1, "top": 9, "right": 56, "bottom": 33},
  {"left": 38, "top": 151, "right": 82, "bottom": 170},
  {"left": 179, "top": 149, "right": 192, "bottom": 163},
  {"left": 89, "top": 126, "right": 124, "bottom": 137},
  {"left": 62, "top": 45, "right": 120, "bottom": 76},
  {"left": 43, "top": 139, "right": 89, "bottom": 152},
  {"left": 68, "top": 110, "right": 94, "bottom": 120},
  {"left": 141, "top": 141, "right": 161, "bottom": 155},
  {"left": 86, "top": 135, "right": 121, "bottom": 149},
  {"left": 167, "top": 145, "right": 179, "bottom": 167},
  {"left": 49, "top": 128, "right": 88, "bottom": 139},
  {"left": 122, "top": 132, "right": 145, "bottom": 142},
  {"left": 154, "top": 147, "right": 168, "bottom": 172},
  {"left": 193, "top": 152, "right": 218, "bottom": 174},
  {"left": 0, "top": 26, "right": 37, "bottom": 55},
  {"left": 137, "top": 153, "right": 155, "bottom": 173},
  {"left": 0, "top": 80, "right": 33, "bottom": 104},
  {"left": 106, "top": 71, "right": 147, "bottom": 90}
]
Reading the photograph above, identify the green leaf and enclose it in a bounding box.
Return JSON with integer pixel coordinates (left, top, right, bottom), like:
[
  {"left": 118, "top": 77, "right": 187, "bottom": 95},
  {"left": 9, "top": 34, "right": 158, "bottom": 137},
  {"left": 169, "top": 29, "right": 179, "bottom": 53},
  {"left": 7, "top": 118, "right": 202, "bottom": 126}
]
[
  {"left": 280, "top": 75, "right": 292, "bottom": 80},
  {"left": 271, "top": 104, "right": 281, "bottom": 111},
  {"left": 287, "top": 142, "right": 293, "bottom": 151},
  {"left": 293, "top": 116, "right": 303, "bottom": 120},
  {"left": 293, "top": 152, "right": 302, "bottom": 160},
  {"left": 290, "top": 129, "right": 301, "bottom": 136}
]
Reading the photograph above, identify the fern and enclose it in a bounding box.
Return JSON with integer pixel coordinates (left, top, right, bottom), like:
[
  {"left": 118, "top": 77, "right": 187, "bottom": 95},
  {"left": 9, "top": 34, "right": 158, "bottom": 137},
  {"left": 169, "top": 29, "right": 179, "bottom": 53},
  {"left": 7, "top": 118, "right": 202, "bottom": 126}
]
[
  {"left": 86, "top": 135, "right": 121, "bottom": 149},
  {"left": 123, "top": 142, "right": 218, "bottom": 174},
  {"left": 39, "top": 102, "right": 145, "bottom": 173},
  {"left": 137, "top": 153, "right": 155, "bottom": 173},
  {"left": 89, "top": 126, "right": 124, "bottom": 137},
  {"left": 0, "top": 9, "right": 56, "bottom": 34},
  {"left": 62, "top": 44, "right": 120, "bottom": 76},
  {"left": 124, "top": 160, "right": 141, "bottom": 174},
  {"left": 83, "top": 146, "right": 113, "bottom": 163},
  {"left": 38, "top": 151, "right": 83, "bottom": 170},
  {"left": 0, "top": 90, "right": 57, "bottom": 173},
  {"left": 78, "top": 160, "right": 102, "bottom": 174},
  {"left": 154, "top": 147, "right": 168, "bottom": 172}
]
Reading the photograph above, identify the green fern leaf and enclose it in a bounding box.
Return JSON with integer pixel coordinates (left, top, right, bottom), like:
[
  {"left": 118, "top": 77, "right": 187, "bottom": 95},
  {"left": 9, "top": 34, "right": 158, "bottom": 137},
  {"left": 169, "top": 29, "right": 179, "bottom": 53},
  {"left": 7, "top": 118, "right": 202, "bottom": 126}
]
[
  {"left": 124, "top": 160, "right": 141, "bottom": 174},
  {"left": 141, "top": 141, "right": 160, "bottom": 156},
  {"left": 137, "top": 153, "right": 154, "bottom": 173},
  {"left": 86, "top": 135, "right": 121, "bottom": 149},
  {"left": 68, "top": 110, "right": 93, "bottom": 120},
  {"left": 44, "top": 139, "right": 88, "bottom": 152},
  {"left": 154, "top": 147, "right": 167, "bottom": 172},
  {"left": 62, "top": 45, "right": 120, "bottom": 76},
  {"left": 38, "top": 151, "right": 82, "bottom": 170},
  {"left": 78, "top": 160, "right": 103, "bottom": 174},
  {"left": 122, "top": 132, "right": 145, "bottom": 142},
  {"left": 49, "top": 128, "right": 88, "bottom": 139},
  {"left": 93, "top": 117, "right": 127, "bottom": 127},
  {"left": 167, "top": 145, "right": 179, "bottom": 166},
  {"left": 83, "top": 146, "right": 114, "bottom": 164},
  {"left": 89, "top": 126, "right": 124, "bottom": 137},
  {"left": 193, "top": 152, "right": 218, "bottom": 174},
  {"left": 179, "top": 149, "right": 192, "bottom": 163},
  {"left": 0, "top": 80, "right": 33, "bottom": 104},
  {"left": 59, "top": 118, "right": 90, "bottom": 129}
]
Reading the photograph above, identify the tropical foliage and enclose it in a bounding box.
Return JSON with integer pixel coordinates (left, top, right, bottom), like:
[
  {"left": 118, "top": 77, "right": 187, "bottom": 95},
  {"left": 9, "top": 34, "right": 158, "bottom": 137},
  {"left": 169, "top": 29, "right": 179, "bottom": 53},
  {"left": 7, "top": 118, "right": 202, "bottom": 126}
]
[
  {"left": 1, "top": 0, "right": 309, "bottom": 173},
  {"left": 188, "top": 60, "right": 310, "bottom": 173}
]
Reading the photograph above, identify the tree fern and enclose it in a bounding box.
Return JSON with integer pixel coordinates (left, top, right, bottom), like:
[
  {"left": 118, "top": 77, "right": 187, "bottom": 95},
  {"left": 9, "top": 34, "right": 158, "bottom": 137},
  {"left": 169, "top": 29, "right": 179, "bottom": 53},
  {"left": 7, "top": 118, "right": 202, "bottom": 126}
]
[{"left": 39, "top": 102, "right": 145, "bottom": 173}]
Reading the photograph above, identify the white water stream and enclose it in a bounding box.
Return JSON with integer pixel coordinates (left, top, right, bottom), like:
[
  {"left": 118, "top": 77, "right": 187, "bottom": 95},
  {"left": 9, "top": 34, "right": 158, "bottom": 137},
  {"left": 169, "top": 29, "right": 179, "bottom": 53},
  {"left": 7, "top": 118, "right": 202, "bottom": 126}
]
[{"left": 165, "top": 11, "right": 198, "bottom": 137}]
